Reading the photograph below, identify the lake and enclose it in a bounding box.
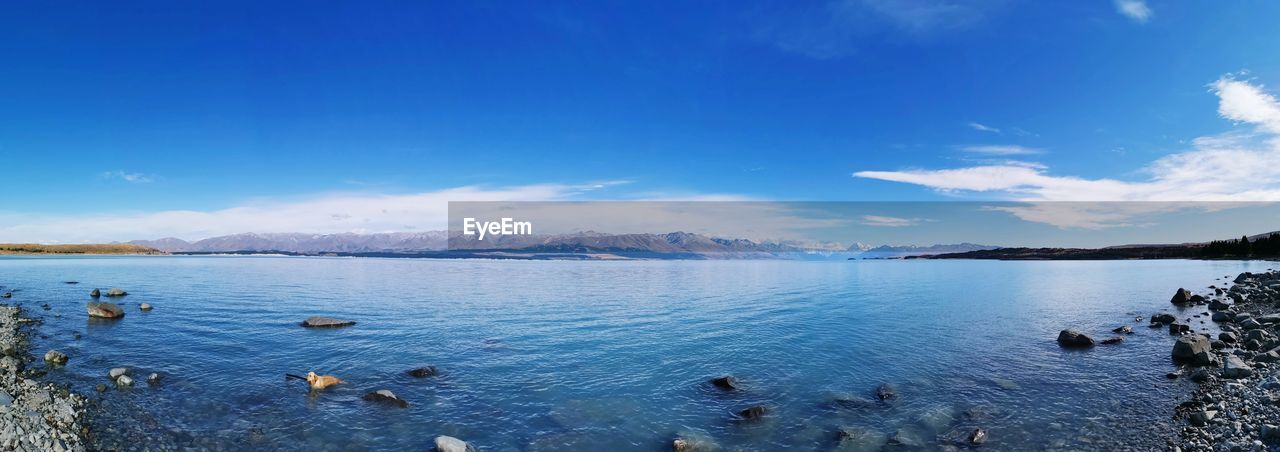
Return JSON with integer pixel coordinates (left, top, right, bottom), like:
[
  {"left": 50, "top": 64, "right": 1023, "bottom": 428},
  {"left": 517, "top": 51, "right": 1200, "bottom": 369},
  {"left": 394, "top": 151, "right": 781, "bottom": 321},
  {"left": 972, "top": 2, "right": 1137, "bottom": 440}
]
[{"left": 0, "top": 256, "right": 1271, "bottom": 450}]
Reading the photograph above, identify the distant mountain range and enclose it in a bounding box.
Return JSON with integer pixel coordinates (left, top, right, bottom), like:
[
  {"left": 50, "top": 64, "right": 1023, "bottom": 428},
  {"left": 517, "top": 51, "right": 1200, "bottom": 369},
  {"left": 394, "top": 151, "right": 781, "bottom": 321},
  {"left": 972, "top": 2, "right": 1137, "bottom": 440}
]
[
  {"left": 128, "top": 231, "right": 995, "bottom": 258},
  {"left": 861, "top": 243, "right": 1000, "bottom": 255}
]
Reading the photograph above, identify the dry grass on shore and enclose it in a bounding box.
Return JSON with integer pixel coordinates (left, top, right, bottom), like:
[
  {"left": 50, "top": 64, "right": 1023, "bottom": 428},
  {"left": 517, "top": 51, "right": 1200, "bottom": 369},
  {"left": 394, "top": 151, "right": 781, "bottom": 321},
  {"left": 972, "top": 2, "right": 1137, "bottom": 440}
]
[{"left": 0, "top": 243, "right": 163, "bottom": 255}]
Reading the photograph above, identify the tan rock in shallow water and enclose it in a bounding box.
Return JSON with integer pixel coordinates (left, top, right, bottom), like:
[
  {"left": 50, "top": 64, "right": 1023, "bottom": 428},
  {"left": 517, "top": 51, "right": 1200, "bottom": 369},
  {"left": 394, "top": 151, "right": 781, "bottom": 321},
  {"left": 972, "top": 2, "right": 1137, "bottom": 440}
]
[
  {"left": 300, "top": 316, "right": 355, "bottom": 328},
  {"left": 87, "top": 302, "right": 124, "bottom": 319}
]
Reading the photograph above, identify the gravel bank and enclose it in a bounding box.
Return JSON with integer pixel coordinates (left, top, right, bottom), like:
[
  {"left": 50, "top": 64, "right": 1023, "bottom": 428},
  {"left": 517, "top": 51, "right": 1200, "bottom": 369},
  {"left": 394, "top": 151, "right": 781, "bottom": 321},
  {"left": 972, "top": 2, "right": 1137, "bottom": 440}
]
[
  {"left": 1170, "top": 269, "right": 1280, "bottom": 451},
  {"left": 0, "top": 305, "right": 88, "bottom": 451}
]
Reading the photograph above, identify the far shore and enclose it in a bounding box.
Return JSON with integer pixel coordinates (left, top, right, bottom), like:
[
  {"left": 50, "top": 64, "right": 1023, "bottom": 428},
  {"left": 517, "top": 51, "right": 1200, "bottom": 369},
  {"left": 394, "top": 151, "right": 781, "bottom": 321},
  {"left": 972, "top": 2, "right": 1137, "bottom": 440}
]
[{"left": 0, "top": 244, "right": 164, "bottom": 256}]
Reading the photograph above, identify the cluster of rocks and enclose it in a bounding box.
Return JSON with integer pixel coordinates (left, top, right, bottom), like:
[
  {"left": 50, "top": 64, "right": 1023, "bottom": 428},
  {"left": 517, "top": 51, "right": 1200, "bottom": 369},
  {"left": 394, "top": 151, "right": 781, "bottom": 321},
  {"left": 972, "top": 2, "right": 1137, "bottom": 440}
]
[
  {"left": 0, "top": 306, "right": 88, "bottom": 451},
  {"left": 1162, "top": 270, "right": 1280, "bottom": 450},
  {"left": 670, "top": 377, "right": 988, "bottom": 451}
]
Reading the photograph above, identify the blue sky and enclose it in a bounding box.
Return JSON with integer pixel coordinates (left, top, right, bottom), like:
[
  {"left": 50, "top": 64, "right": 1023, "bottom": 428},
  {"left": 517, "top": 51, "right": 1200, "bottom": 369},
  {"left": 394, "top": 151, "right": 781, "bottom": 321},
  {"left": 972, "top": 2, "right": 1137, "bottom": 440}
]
[{"left": 3, "top": 1, "right": 1280, "bottom": 242}]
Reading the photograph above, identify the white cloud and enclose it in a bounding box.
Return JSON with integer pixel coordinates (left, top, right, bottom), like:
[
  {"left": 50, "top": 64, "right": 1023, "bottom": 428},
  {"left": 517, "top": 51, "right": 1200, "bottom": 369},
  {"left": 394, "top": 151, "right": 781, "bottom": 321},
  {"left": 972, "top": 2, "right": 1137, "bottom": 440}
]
[
  {"left": 960, "top": 145, "right": 1045, "bottom": 155},
  {"left": 968, "top": 122, "right": 1001, "bottom": 133},
  {"left": 854, "top": 75, "right": 1280, "bottom": 227},
  {"left": 1115, "top": 0, "right": 1152, "bottom": 23},
  {"left": 0, "top": 184, "right": 576, "bottom": 243},
  {"left": 860, "top": 215, "right": 928, "bottom": 227},
  {"left": 101, "top": 171, "right": 154, "bottom": 184}
]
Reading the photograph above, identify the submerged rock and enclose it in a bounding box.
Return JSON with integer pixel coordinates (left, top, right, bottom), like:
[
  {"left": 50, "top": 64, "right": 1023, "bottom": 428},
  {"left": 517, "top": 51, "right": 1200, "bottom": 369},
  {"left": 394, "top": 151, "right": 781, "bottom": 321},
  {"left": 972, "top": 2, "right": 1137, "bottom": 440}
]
[
  {"left": 87, "top": 302, "right": 125, "bottom": 319},
  {"left": 1101, "top": 336, "right": 1124, "bottom": 345},
  {"left": 300, "top": 316, "right": 356, "bottom": 328},
  {"left": 737, "top": 405, "right": 768, "bottom": 420},
  {"left": 408, "top": 366, "right": 438, "bottom": 378},
  {"left": 139, "top": 303, "right": 153, "bottom": 311},
  {"left": 875, "top": 383, "right": 898, "bottom": 401},
  {"left": 362, "top": 389, "right": 409, "bottom": 408},
  {"left": 968, "top": 428, "right": 988, "bottom": 445},
  {"left": 710, "top": 375, "right": 739, "bottom": 390},
  {"left": 672, "top": 435, "right": 718, "bottom": 452},
  {"left": 1112, "top": 325, "right": 1133, "bottom": 334},
  {"left": 108, "top": 367, "right": 129, "bottom": 380},
  {"left": 434, "top": 435, "right": 476, "bottom": 452},
  {"left": 1056, "top": 329, "right": 1095, "bottom": 348},
  {"left": 835, "top": 426, "right": 886, "bottom": 450},
  {"left": 43, "top": 350, "right": 68, "bottom": 365}
]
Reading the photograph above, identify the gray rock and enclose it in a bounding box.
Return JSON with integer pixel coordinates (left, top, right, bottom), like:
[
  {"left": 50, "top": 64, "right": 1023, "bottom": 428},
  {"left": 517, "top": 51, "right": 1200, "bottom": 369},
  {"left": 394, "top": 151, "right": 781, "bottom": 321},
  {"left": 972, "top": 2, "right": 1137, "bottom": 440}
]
[
  {"left": 1190, "top": 410, "right": 1218, "bottom": 426},
  {"left": 89, "top": 288, "right": 100, "bottom": 297},
  {"left": 1220, "top": 332, "right": 1240, "bottom": 343},
  {"left": 43, "top": 350, "right": 68, "bottom": 365},
  {"left": 86, "top": 302, "right": 125, "bottom": 319},
  {"left": 105, "top": 288, "right": 127, "bottom": 297},
  {"left": 1112, "top": 325, "right": 1133, "bottom": 334},
  {"left": 1223, "top": 355, "right": 1253, "bottom": 379},
  {"left": 1173, "top": 335, "right": 1215, "bottom": 366},
  {"left": 0, "top": 390, "right": 12, "bottom": 406},
  {"left": 434, "top": 435, "right": 476, "bottom": 452},
  {"left": 139, "top": 303, "right": 152, "bottom": 311},
  {"left": 672, "top": 435, "right": 719, "bottom": 452},
  {"left": 1153, "top": 312, "right": 1178, "bottom": 324},
  {"left": 1101, "top": 336, "right": 1124, "bottom": 345},
  {"left": 1242, "top": 318, "right": 1264, "bottom": 330},
  {"left": 108, "top": 367, "right": 129, "bottom": 380},
  {"left": 1209, "top": 300, "right": 1232, "bottom": 311},
  {"left": 116, "top": 375, "right": 134, "bottom": 387},
  {"left": 1169, "top": 323, "right": 1191, "bottom": 335},
  {"left": 147, "top": 373, "right": 161, "bottom": 384},
  {"left": 1056, "top": 329, "right": 1095, "bottom": 348},
  {"left": 1212, "top": 312, "right": 1234, "bottom": 322},
  {"left": 1262, "top": 424, "right": 1280, "bottom": 442},
  {"left": 362, "top": 389, "right": 408, "bottom": 408},
  {"left": 300, "top": 316, "right": 356, "bottom": 328}
]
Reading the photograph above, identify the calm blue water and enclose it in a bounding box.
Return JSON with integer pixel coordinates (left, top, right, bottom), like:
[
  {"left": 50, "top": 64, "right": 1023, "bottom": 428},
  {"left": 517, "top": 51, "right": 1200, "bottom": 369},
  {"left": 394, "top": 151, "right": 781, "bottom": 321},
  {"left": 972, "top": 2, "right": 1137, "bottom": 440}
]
[{"left": 0, "top": 256, "right": 1274, "bottom": 450}]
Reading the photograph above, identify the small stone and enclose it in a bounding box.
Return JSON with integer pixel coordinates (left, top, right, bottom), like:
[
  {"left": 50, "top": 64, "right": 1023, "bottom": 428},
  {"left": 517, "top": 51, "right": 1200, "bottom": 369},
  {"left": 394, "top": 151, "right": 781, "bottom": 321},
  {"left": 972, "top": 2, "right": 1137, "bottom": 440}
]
[
  {"left": 1101, "top": 336, "right": 1124, "bottom": 345},
  {"left": 116, "top": 375, "right": 134, "bottom": 387},
  {"left": 95, "top": 384, "right": 107, "bottom": 393},
  {"left": 1057, "top": 329, "right": 1095, "bottom": 348},
  {"left": 90, "top": 288, "right": 100, "bottom": 297},
  {"left": 147, "top": 373, "right": 161, "bottom": 384},
  {"left": 968, "top": 428, "right": 988, "bottom": 445},
  {"left": 108, "top": 367, "right": 128, "bottom": 380},
  {"left": 86, "top": 302, "right": 125, "bottom": 319},
  {"left": 105, "top": 288, "right": 127, "bottom": 297},
  {"left": 139, "top": 303, "right": 152, "bottom": 311},
  {"left": 1112, "top": 325, "right": 1133, "bottom": 334}
]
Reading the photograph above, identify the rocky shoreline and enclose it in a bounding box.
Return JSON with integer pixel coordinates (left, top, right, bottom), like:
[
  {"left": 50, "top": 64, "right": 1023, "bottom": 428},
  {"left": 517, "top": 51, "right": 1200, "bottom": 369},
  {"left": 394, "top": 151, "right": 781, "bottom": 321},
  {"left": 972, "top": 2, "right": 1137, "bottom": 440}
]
[
  {"left": 1159, "top": 269, "right": 1280, "bottom": 451},
  {"left": 0, "top": 305, "right": 88, "bottom": 451}
]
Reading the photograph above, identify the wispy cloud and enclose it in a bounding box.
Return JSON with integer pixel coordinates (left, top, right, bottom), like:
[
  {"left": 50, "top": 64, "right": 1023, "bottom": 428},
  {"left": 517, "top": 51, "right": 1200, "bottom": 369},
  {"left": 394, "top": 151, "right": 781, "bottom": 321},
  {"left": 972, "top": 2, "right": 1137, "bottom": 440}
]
[
  {"left": 101, "top": 171, "right": 154, "bottom": 184},
  {"left": 854, "top": 75, "right": 1280, "bottom": 227},
  {"left": 860, "top": 215, "right": 929, "bottom": 227},
  {"left": 959, "top": 145, "right": 1045, "bottom": 156},
  {"left": 1114, "top": 0, "right": 1152, "bottom": 23},
  {"left": 968, "top": 122, "right": 1001, "bottom": 133}
]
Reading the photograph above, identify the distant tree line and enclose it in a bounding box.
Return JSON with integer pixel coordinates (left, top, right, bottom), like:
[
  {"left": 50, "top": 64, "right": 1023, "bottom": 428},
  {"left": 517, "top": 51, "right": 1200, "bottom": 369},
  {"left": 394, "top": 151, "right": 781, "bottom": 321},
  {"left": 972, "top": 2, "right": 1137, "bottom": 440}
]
[{"left": 1201, "top": 233, "right": 1280, "bottom": 258}]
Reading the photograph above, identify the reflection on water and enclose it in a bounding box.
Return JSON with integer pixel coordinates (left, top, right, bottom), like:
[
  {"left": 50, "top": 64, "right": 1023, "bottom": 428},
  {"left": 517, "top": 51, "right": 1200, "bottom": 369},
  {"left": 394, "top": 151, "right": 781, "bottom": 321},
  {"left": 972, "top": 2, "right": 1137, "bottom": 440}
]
[{"left": 0, "top": 256, "right": 1270, "bottom": 450}]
